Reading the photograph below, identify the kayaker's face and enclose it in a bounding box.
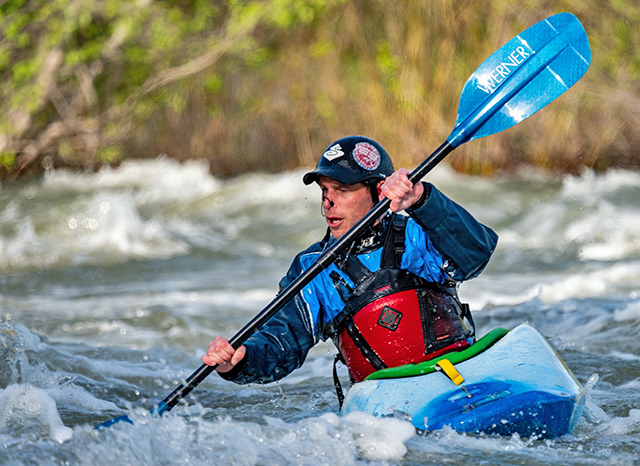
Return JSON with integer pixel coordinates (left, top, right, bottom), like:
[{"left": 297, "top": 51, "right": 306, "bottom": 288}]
[{"left": 318, "top": 176, "right": 376, "bottom": 239}]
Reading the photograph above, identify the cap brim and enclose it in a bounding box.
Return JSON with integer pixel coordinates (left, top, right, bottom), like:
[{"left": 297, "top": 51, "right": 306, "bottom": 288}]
[
  {"left": 302, "top": 167, "right": 361, "bottom": 185},
  {"left": 302, "top": 171, "right": 319, "bottom": 185}
]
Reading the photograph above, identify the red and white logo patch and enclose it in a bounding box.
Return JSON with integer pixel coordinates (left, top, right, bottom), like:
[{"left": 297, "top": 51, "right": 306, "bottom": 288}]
[{"left": 352, "top": 142, "right": 380, "bottom": 171}]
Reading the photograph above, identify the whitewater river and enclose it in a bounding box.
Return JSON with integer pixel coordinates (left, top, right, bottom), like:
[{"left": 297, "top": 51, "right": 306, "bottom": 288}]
[{"left": 1, "top": 158, "right": 639, "bottom": 465}]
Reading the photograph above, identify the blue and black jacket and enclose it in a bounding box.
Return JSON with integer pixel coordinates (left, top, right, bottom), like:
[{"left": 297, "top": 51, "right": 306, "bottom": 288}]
[{"left": 221, "top": 183, "right": 498, "bottom": 384}]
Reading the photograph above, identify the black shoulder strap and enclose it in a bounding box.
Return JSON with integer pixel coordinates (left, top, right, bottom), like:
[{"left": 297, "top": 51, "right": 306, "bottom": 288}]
[
  {"left": 330, "top": 215, "right": 407, "bottom": 299},
  {"left": 329, "top": 254, "right": 370, "bottom": 302},
  {"left": 380, "top": 214, "right": 407, "bottom": 268}
]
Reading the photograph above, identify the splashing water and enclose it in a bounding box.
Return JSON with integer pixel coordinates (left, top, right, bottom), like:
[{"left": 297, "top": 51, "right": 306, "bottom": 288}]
[{"left": 1, "top": 159, "right": 639, "bottom": 465}]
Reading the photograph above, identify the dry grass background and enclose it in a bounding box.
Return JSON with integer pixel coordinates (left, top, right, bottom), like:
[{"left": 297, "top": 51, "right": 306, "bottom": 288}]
[{"left": 1, "top": 0, "right": 638, "bottom": 179}]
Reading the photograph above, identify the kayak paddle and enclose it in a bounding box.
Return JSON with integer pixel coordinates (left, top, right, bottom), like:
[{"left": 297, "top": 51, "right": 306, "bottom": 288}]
[{"left": 96, "top": 12, "right": 590, "bottom": 429}]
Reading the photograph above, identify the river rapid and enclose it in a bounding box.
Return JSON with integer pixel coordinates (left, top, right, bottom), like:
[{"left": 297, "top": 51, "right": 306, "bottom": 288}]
[{"left": 1, "top": 158, "right": 639, "bottom": 465}]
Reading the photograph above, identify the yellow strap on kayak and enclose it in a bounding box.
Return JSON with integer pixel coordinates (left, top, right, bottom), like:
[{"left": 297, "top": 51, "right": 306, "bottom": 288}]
[{"left": 435, "top": 359, "right": 464, "bottom": 385}]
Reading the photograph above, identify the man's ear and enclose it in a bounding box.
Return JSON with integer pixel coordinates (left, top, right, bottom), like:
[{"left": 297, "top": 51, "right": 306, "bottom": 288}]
[{"left": 376, "top": 180, "right": 384, "bottom": 196}]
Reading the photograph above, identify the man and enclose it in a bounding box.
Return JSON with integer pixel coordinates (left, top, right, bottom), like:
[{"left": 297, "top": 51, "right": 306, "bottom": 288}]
[{"left": 202, "top": 136, "right": 498, "bottom": 386}]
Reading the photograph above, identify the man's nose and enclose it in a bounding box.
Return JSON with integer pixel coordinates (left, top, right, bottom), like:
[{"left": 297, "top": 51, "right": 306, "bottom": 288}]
[{"left": 322, "top": 193, "right": 335, "bottom": 208}]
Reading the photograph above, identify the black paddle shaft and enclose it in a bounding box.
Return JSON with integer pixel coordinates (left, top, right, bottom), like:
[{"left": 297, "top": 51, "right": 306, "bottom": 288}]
[{"left": 159, "top": 140, "right": 454, "bottom": 411}]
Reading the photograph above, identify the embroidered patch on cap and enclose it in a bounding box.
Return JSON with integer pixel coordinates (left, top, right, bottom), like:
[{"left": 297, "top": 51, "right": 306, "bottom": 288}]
[
  {"left": 352, "top": 142, "right": 380, "bottom": 170},
  {"left": 322, "top": 144, "right": 345, "bottom": 161}
]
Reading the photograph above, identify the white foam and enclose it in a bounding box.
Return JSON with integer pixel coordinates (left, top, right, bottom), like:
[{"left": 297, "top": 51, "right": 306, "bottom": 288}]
[
  {"left": 47, "top": 384, "right": 120, "bottom": 414},
  {"left": 463, "top": 256, "right": 640, "bottom": 309},
  {"left": 84, "top": 409, "right": 414, "bottom": 465},
  {"left": 0, "top": 191, "right": 190, "bottom": 272},
  {"left": 61, "top": 191, "right": 190, "bottom": 260},
  {"left": 41, "top": 157, "right": 221, "bottom": 201},
  {"left": 561, "top": 169, "right": 640, "bottom": 199},
  {"left": 565, "top": 201, "right": 640, "bottom": 261},
  {"left": 338, "top": 411, "right": 416, "bottom": 461},
  {"left": 614, "top": 299, "right": 640, "bottom": 322},
  {"left": 0, "top": 158, "right": 228, "bottom": 271},
  {"left": 0, "top": 384, "right": 73, "bottom": 443}
]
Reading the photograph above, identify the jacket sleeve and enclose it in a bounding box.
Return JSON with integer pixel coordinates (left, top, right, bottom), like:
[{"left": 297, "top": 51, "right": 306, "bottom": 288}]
[
  {"left": 407, "top": 182, "right": 498, "bottom": 281},
  {"left": 219, "top": 252, "right": 317, "bottom": 385}
]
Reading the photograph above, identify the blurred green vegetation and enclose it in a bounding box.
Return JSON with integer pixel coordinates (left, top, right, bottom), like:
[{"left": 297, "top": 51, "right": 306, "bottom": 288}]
[{"left": 1, "top": 0, "right": 638, "bottom": 179}]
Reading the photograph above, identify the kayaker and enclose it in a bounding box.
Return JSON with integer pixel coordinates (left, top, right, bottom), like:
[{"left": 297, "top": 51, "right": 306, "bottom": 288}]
[{"left": 202, "top": 135, "right": 498, "bottom": 390}]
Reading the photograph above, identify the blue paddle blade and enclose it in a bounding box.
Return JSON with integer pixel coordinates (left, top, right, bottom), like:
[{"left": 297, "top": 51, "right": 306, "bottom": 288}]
[
  {"left": 447, "top": 12, "right": 591, "bottom": 148},
  {"left": 95, "top": 414, "right": 134, "bottom": 429},
  {"left": 94, "top": 401, "right": 169, "bottom": 430}
]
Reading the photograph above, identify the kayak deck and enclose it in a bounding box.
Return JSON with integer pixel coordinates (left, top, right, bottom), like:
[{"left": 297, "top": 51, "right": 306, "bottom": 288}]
[{"left": 341, "top": 324, "right": 584, "bottom": 439}]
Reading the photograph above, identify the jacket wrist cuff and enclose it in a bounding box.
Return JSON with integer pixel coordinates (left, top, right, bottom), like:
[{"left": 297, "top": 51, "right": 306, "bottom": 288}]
[
  {"left": 407, "top": 182, "right": 430, "bottom": 212},
  {"left": 217, "top": 353, "right": 249, "bottom": 381}
]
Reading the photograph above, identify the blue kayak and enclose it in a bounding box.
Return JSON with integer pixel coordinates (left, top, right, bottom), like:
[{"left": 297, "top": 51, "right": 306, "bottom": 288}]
[{"left": 341, "top": 323, "right": 584, "bottom": 439}]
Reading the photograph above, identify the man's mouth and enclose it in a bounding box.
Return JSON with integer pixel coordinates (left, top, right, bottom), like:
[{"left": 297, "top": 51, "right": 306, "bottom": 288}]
[{"left": 326, "top": 216, "right": 342, "bottom": 228}]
